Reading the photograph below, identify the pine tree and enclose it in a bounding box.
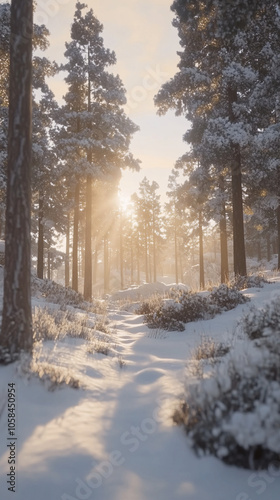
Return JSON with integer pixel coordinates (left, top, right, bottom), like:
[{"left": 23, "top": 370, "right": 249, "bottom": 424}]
[
  {"left": 155, "top": 0, "right": 280, "bottom": 277},
  {"left": 58, "top": 2, "right": 139, "bottom": 297}
]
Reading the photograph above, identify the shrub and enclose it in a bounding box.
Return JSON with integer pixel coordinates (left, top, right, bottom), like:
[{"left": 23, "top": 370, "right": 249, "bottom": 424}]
[
  {"left": 33, "top": 307, "right": 63, "bottom": 341},
  {"left": 32, "top": 307, "right": 93, "bottom": 342},
  {"left": 209, "top": 283, "right": 248, "bottom": 311},
  {"left": 242, "top": 297, "right": 280, "bottom": 340},
  {"left": 229, "top": 274, "right": 269, "bottom": 291},
  {"left": 31, "top": 275, "right": 105, "bottom": 313},
  {"left": 192, "top": 336, "right": 230, "bottom": 361},
  {"left": 138, "top": 285, "right": 249, "bottom": 331},
  {"left": 31, "top": 276, "right": 85, "bottom": 306},
  {"left": 18, "top": 349, "right": 81, "bottom": 391},
  {"left": 135, "top": 294, "right": 163, "bottom": 315},
  {"left": 175, "top": 299, "right": 280, "bottom": 469},
  {"left": 87, "top": 340, "right": 110, "bottom": 356}
]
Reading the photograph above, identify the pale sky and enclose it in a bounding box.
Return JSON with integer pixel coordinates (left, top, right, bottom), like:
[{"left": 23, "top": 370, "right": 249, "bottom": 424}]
[{"left": 34, "top": 0, "right": 189, "bottom": 201}]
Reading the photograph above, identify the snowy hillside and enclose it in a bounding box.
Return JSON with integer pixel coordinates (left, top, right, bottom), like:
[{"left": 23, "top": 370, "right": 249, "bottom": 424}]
[{"left": 0, "top": 272, "right": 280, "bottom": 500}]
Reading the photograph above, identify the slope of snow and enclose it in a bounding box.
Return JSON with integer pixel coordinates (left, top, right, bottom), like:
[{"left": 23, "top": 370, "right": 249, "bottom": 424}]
[{"left": 0, "top": 276, "right": 280, "bottom": 500}]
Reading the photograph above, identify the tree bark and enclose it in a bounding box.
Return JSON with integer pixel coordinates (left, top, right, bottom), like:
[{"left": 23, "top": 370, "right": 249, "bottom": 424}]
[
  {"left": 119, "top": 210, "right": 124, "bottom": 289},
  {"left": 174, "top": 223, "right": 179, "bottom": 284},
  {"left": 47, "top": 248, "right": 51, "bottom": 280},
  {"left": 104, "top": 235, "right": 109, "bottom": 293},
  {"left": 37, "top": 193, "right": 44, "bottom": 279},
  {"left": 152, "top": 209, "right": 157, "bottom": 282},
  {"left": 277, "top": 206, "right": 280, "bottom": 269},
  {"left": 228, "top": 86, "right": 247, "bottom": 276},
  {"left": 65, "top": 212, "right": 70, "bottom": 287},
  {"left": 145, "top": 224, "right": 149, "bottom": 283},
  {"left": 137, "top": 234, "right": 140, "bottom": 284},
  {"left": 72, "top": 181, "right": 80, "bottom": 292},
  {"left": 84, "top": 55, "right": 93, "bottom": 300},
  {"left": 1, "top": 0, "right": 33, "bottom": 362},
  {"left": 220, "top": 213, "right": 229, "bottom": 283},
  {"left": 231, "top": 148, "right": 247, "bottom": 276},
  {"left": 257, "top": 239, "right": 262, "bottom": 262},
  {"left": 266, "top": 233, "right": 271, "bottom": 262},
  {"left": 199, "top": 210, "right": 205, "bottom": 290},
  {"left": 130, "top": 240, "right": 134, "bottom": 284},
  {"left": 93, "top": 239, "right": 98, "bottom": 285},
  {"left": 84, "top": 174, "right": 92, "bottom": 300}
]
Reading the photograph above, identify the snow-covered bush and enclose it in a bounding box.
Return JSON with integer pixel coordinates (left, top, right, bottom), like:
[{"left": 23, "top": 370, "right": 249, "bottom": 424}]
[
  {"left": 33, "top": 307, "right": 64, "bottom": 341},
  {"left": 87, "top": 340, "right": 110, "bottom": 356},
  {"left": 19, "top": 354, "right": 81, "bottom": 391},
  {"left": 192, "top": 336, "right": 230, "bottom": 361},
  {"left": 33, "top": 307, "right": 92, "bottom": 341},
  {"left": 135, "top": 294, "right": 164, "bottom": 316},
  {"left": 174, "top": 289, "right": 213, "bottom": 321},
  {"left": 33, "top": 307, "right": 112, "bottom": 343},
  {"left": 175, "top": 301, "right": 280, "bottom": 469},
  {"left": 31, "top": 276, "right": 85, "bottom": 306},
  {"left": 139, "top": 285, "right": 249, "bottom": 331},
  {"left": 31, "top": 275, "right": 105, "bottom": 312},
  {"left": 209, "top": 283, "right": 248, "bottom": 311},
  {"left": 242, "top": 297, "right": 280, "bottom": 340},
  {"left": 229, "top": 274, "right": 269, "bottom": 291}
]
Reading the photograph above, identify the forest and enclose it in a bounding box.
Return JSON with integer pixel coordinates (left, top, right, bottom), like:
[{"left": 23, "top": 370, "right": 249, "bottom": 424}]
[
  {"left": 0, "top": 1, "right": 280, "bottom": 499},
  {"left": 1, "top": 1, "right": 280, "bottom": 302}
]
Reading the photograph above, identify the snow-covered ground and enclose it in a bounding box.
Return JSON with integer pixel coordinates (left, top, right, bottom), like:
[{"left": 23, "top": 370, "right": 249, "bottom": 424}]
[{"left": 0, "top": 273, "right": 280, "bottom": 500}]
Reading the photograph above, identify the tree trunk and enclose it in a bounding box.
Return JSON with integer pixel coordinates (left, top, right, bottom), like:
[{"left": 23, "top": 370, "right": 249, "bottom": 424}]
[
  {"left": 220, "top": 214, "right": 229, "bottom": 283},
  {"left": 199, "top": 210, "right": 205, "bottom": 290},
  {"left": 267, "top": 233, "right": 271, "bottom": 262},
  {"left": 65, "top": 212, "right": 70, "bottom": 287},
  {"left": 231, "top": 149, "right": 247, "bottom": 276},
  {"left": 152, "top": 210, "right": 157, "bottom": 282},
  {"left": 37, "top": 193, "right": 44, "bottom": 279},
  {"left": 84, "top": 174, "right": 92, "bottom": 300},
  {"left": 93, "top": 238, "right": 99, "bottom": 285},
  {"left": 84, "top": 56, "right": 92, "bottom": 300},
  {"left": 47, "top": 248, "right": 51, "bottom": 280},
  {"left": 145, "top": 225, "right": 149, "bottom": 283},
  {"left": 257, "top": 239, "right": 262, "bottom": 262},
  {"left": 130, "top": 242, "right": 133, "bottom": 284},
  {"left": 174, "top": 223, "right": 179, "bottom": 284},
  {"left": 277, "top": 206, "right": 280, "bottom": 269},
  {"left": 104, "top": 235, "right": 109, "bottom": 293},
  {"left": 72, "top": 181, "right": 80, "bottom": 292},
  {"left": 120, "top": 211, "right": 124, "bottom": 289},
  {"left": 137, "top": 234, "right": 140, "bottom": 284},
  {"left": 219, "top": 188, "right": 229, "bottom": 283},
  {"left": 1, "top": 0, "right": 33, "bottom": 363},
  {"left": 228, "top": 86, "right": 247, "bottom": 276}
]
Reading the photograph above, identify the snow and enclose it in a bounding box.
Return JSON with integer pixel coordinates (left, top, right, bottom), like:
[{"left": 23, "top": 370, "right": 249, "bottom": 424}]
[
  {"left": 0, "top": 271, "right": 280, "bottom": 499},
  {"left": 110, "top": 281, "right": 189, "bottom": 302}
]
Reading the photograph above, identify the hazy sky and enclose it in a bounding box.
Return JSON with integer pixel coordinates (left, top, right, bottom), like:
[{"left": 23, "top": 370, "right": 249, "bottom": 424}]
[{"left": 34, "top": 0, "right": 189, "bottom": 201}]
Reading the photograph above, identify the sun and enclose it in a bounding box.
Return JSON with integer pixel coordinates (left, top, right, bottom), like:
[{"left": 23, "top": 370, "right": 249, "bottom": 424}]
[{"left": 118, "top": 191, "right": 132, "bottom": 213}]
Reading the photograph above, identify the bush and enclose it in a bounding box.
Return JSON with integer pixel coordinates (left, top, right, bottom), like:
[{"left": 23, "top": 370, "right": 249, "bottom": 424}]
[
  {"left": 175, "top": 299, "right": 280, "bottom": 469},
  {"left": 229, "top": 274, "right": 269, "bottom": 291},
  {"left": 192, "top": 336, "right": 230, "bottom": 361},
  {"left": 33, "top": 307, "right": 92, "bottom": 342},
  {"left": 242, "top": 297, "right": 280, "bottom": 340},
  {"left": 209, "top": 283, "right": 248, "bottom": 311},
  {"left": 31, "top": 275, "right": 105, "bottom": 313},
  {"left": 135, "top": 294, "right": 163, "bottom": 315},
  {"left": 18, "top": 348, "right": 81, "bottom": 391},
  {"left": 138, "top": 285, "right": 249, "bottom": 331}
]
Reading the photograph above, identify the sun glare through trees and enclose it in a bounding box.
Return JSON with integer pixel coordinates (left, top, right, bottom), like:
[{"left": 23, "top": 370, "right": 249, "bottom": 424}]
[{"left": 0, "top": 0, "right": 280, "bottom": 356}]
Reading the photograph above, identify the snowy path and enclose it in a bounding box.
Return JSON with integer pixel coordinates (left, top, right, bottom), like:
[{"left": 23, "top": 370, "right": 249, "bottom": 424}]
[{"left": 1, "top": 280, "right": 280, "bottom": 499}]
